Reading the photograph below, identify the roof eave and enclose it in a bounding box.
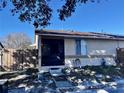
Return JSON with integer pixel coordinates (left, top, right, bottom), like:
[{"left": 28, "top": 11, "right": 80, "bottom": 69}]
[{"left": 36, "top": 33, "right": 124, "bottom": 41}]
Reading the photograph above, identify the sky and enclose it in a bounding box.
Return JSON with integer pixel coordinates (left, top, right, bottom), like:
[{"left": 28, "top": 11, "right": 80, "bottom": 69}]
[{"left": 0, "top": 0, "right": 124, "bottom": 41}]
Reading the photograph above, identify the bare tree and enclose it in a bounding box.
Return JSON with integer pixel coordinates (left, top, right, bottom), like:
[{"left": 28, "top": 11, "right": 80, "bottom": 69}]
[{"left": 3, "top": 32, "right": 32, "bottom": 49}]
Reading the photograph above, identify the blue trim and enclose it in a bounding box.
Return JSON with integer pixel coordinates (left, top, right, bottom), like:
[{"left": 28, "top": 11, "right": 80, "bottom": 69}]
[{"left": 76, "top": 39, "right": 81, "bottom": 55}]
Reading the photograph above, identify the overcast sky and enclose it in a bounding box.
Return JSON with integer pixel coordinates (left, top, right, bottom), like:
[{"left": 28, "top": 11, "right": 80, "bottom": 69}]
[{"left": 0, "top": 0, "right": 124, "bottom": 41}]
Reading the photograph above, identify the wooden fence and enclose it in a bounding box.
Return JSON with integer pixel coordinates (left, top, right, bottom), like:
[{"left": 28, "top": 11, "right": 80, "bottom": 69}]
[
  {"left": 2, "top": 49, "right": 38, "bottom": 71},
  {"left": 116, "top": 48, "right": 124, "bottom": 66}
]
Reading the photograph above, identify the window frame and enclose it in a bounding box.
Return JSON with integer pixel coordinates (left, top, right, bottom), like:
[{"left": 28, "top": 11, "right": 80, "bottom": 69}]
[{"left": 75, "top": 39, "right": 81, "bottom": 55}]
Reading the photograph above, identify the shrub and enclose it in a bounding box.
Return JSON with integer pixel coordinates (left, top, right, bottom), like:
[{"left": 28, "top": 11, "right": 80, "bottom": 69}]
[{"left": 25, "top": 68, "right": 38, "bottom": 75}]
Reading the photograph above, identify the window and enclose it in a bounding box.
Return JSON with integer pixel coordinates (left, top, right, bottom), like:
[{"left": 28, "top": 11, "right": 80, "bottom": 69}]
[
  {"left": 76, "top": 39, "right": 81, "bottom": 55},
  {"left": 81, "top": 40, "right": 87, "bottom": 55}
]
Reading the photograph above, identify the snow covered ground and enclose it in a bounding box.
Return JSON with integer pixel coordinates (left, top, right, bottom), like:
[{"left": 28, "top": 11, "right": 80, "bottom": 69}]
[
  {"left": 24, "top": 81, "right": 124, "bottom": 93},
  {"left": 2, "top": 66, "right": 124, "bottom": 93},
  {"left": 55, "top": 79, "right": 124, "bottom": 93},
  {"left": 6, "top": 76, "right": 124, "bottom": 93}
]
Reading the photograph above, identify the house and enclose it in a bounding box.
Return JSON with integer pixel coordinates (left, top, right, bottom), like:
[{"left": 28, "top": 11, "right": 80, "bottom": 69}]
[
  {"left": 0, "top": 42, "right": 4, "bottom": 67},
  {"left": 35, "top": 29, "right": 124, "bottom": 71}
]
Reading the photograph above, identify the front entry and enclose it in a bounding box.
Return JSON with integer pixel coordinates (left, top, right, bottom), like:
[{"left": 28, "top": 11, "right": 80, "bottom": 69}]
[{"left": 42, "top": 38, "right": 64, "bottom": 66}]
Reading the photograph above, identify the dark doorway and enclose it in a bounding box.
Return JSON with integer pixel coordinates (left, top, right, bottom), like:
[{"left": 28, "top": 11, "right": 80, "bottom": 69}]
[{"left": 42, "top": 38, "right": 64, "bottom": 66}]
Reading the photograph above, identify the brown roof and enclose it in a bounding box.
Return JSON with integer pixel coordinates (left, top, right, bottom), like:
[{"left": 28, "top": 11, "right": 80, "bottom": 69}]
[{"left": 35, "top": 29, "right": 124, "bottom": 41}]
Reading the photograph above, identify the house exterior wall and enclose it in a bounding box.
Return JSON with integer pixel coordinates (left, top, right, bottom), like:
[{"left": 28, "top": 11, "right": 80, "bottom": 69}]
[
  {"left": 86, "top": 40, "right": 118, "bottom": 56},
  {"left": 118, "top": 41, "right": 124, "bottom": 48},
  {"left": 0, "top": 51, "right": 2, "bottom": 66},
  {"left": 64, "top": 39, "right": 124, "bottom": 67},
  {"left": 65, "top": 57, "right": 116, "bottom": 67},
  {"left": 64, "top": 39, "right": 124, "bottom": 56},
  {"left": 0, "top": 46, "right": 3, "bottom": 66},
  {"left": 64, "top": 39, "right": 87, "bottom": 56},
  {"left": 64, "top": 39, "right": 76, "bottom": 55},
  {"left": 86, "top": 40, "right": 124, "bottom": 56},
  {"left": 35, "top": 34, "right": 39, "bottom": 49},
  {"left": 38, "top": 36, "right": 124, "bottom": 71}
]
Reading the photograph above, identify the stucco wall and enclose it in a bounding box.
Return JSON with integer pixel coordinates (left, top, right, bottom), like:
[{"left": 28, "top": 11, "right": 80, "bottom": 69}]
[
  {"left": 64, "top": 39, "right": 87, "bottom": 55},
  {"left": 118, "top": 41, "right": 124, "bottom": 48},
  {"left": 86, "top": 40, "right": 117, "bottom": 56},
  {"left": 65, "top": 57, "right": 116, "bottom": 67},
  {"left": 39, "top": 38, "right": 124, "bottom": 69},
  {"left": 86, "top": 39, "right": 124, "bottom": 56},
  {"left": 64, "top": 39, "right": 124, "bottom": 56},
  {"left": 64, "top": 39, "right": 124, "bottom": 67},
  {"left": 64, "top": 39, "right": 76, "bottom": 55}
]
